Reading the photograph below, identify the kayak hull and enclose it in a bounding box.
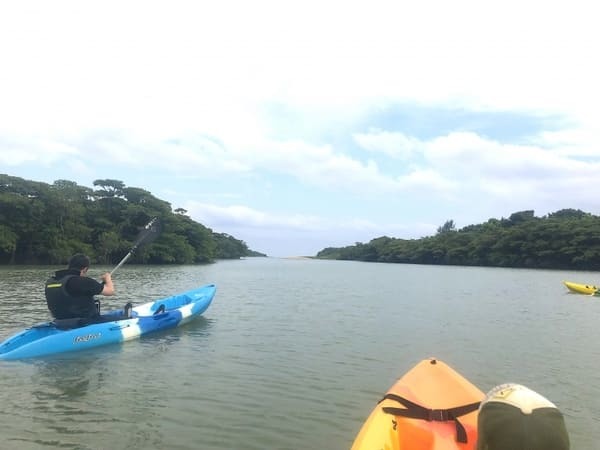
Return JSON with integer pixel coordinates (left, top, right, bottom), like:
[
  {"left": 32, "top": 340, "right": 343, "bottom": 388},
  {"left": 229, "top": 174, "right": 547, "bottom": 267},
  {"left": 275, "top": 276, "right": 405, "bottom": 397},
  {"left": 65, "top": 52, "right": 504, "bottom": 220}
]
[
  {"left": 563, "top": 280, "right": 598, "bottom": 295},
  {"left": 351, "top": 358, "right": 484, "bottom": 450},
  {"left": 0, "top": 283, "right": 216, "bottom": 360}
]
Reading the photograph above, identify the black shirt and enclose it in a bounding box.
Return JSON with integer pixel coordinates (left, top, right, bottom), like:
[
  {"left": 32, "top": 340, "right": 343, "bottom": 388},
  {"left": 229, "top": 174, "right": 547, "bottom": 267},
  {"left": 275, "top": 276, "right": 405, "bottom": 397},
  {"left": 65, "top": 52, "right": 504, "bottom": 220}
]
[
  {"left": 45, "top": 269, "right": 104, "bottom": 319},
  {"left": 64, "top": 273, "right": 104, "bottom": 298}
]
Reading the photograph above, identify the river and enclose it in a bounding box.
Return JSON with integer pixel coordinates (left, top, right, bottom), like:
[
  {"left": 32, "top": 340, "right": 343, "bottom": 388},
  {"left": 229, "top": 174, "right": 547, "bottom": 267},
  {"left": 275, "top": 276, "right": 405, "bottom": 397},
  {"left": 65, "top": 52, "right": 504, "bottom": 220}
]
[{"left": 0, "top": 258, "right": 598, "bottom": 449}]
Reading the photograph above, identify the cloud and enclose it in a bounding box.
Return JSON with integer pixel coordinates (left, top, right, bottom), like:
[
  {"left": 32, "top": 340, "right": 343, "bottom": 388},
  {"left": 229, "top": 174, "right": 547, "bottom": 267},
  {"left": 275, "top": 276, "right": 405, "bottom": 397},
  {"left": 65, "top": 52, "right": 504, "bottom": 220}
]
[
  {"left": 183, "top": 200, "right": 437, "bottom": 256},
  {"left": 424, "top": 131, "right": 600, "bottom": 182},
  {"left": 1, "top": 0, "right": 596, "bottom": 134},
  {"left": 0, "top": 134, "right": 79, "bottom": 166},
  {"left": 185, "top": 201, "right": 341, "bottom": 232},
  {"left": 243, "top": 140, "right": 392, "bottom": 193},
  {"left": 2, "top": 0, "right": 600, "bottom": 257},
  {"left": 353, "top": 129, "right": 422, "bottom": 159}
]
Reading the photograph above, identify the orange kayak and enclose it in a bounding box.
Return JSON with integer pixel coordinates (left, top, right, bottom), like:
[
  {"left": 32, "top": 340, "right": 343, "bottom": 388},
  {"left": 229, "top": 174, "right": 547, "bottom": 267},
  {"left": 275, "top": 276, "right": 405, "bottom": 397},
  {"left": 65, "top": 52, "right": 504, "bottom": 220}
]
[{"left": 351, "top": 358, "right": 484, "bottom": 450}]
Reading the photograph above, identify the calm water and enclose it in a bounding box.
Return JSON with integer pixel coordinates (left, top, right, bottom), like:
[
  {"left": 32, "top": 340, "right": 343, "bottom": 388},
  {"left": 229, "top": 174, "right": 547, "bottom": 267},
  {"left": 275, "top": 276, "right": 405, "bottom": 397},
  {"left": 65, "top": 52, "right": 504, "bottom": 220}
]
[{"left": 0, "top": 258, "right": 598, "bottom": 449}]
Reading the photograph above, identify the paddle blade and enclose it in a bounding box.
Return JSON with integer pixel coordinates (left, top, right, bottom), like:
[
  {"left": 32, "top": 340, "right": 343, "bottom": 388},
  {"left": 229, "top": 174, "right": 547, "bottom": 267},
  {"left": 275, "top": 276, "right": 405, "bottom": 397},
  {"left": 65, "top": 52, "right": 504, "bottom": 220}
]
[{"left": 132, "top": 217, "right": 161, "bottom": 250}]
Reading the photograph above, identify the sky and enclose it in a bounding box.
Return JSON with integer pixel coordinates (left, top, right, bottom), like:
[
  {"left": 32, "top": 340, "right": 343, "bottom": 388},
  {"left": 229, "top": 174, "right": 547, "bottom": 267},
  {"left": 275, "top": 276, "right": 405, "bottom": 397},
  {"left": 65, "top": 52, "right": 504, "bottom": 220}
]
[{"left": 1, "top": 1, "right": 599, "bottom": 257}]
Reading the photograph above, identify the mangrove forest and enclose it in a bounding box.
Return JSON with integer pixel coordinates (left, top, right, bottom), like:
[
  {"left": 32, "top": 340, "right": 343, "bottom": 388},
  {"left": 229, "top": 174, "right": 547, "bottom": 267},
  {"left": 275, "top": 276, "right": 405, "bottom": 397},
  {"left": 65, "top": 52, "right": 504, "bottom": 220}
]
[
  {"left": 316, "top": 209, "right": 600, "bottom": 270},
  {"left": 0, "top": 174, "right": 265, "bottom": 265}
]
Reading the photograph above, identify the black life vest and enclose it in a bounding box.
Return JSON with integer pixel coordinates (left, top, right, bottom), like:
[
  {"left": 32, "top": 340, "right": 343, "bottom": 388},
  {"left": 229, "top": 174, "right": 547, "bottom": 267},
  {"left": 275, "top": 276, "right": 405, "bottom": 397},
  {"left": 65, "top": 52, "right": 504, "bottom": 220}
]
[{"left": 45, "top": 271, "right": 98, "bottom": 319}]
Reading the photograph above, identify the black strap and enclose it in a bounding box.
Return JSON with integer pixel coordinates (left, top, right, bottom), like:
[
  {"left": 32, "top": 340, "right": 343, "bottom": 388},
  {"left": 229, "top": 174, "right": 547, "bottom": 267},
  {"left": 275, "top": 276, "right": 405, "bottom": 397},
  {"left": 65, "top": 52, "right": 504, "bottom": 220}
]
[{"left": 380, "top": 393, "right": 480, "bottom": 443}]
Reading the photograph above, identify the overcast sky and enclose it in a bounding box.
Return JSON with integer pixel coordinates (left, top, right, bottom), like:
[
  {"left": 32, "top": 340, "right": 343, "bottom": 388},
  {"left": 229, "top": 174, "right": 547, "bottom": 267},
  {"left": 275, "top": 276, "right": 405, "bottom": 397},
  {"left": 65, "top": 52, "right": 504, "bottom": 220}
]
[{"left": 1, "top": 0, "right": 598, "bottom": 257}]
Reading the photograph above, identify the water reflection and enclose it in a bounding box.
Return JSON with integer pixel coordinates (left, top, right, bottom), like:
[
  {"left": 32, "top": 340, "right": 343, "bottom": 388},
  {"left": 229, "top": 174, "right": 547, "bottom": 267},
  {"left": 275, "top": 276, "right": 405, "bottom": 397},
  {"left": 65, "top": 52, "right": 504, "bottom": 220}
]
[
  {"left": 137, "top": 316, "right": 215, "bottom": 355},
  {"left": 0, "top": 351, "right": 122, "bottom": 449},
  {"left": 31, "top": 350, "right": 122, "bottom": 399},
  {"left": 0, "top": 267, "right": 52, "bottom": 333}
]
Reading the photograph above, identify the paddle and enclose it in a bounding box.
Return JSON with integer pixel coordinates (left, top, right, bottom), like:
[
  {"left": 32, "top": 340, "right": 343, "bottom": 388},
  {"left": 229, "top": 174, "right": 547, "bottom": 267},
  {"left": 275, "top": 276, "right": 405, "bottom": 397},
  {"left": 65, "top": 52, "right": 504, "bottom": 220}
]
[{"left": 110, "top": 217, "right": 162, "bottom": 275}]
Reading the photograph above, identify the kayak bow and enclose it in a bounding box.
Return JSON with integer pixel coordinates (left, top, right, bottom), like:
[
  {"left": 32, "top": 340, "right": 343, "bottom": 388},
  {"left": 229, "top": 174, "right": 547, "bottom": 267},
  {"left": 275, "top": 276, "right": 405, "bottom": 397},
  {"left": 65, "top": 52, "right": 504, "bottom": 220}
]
[
  {"left": 351, "top": 358, "right": 484, "bottom": 450},
  {"left": 563, "top": 280, "right": 598, "bottom": 295}
]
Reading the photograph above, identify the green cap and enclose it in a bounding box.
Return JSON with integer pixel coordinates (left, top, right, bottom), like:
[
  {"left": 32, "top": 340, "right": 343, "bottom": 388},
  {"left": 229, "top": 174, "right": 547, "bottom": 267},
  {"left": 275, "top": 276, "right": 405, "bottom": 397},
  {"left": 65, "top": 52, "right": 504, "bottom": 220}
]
[{"left": 477, "top": 383, "right": 569, "bottom": 450}]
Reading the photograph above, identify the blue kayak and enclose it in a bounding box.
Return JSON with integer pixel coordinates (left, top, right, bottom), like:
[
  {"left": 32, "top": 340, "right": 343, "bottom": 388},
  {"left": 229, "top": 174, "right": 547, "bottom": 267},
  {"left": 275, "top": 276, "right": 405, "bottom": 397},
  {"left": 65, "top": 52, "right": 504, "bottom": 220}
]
[{"left": 0, "top": 283, "right": 216, "bottom": 360}]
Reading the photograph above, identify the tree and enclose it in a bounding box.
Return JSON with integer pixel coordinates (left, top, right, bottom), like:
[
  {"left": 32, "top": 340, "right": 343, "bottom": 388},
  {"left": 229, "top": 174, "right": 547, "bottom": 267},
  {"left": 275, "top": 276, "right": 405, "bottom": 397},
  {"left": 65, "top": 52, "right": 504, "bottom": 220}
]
[
  {"left": 0, "top": 225, "right": 17, "bottom": 263},
  {"left": 0, "top": 175, "right": 258, "bottom": 265},
  {"left": 316, "top": 209, "right": 600, "bottom": 270},
  {"left": 547, "top": 209, "right": 589, "bottom": 220},
  {"left": 97, "top": 231, "right": 121, "bottom": 264},
  {"left": 93, "top": 179, "right": 126, "bottom": 198},
  {"left": 508, "top": 210, "right": 535, "bottom": 224},
  {"left": 437, "top": 220, "right": 456, "bottom": 234}
]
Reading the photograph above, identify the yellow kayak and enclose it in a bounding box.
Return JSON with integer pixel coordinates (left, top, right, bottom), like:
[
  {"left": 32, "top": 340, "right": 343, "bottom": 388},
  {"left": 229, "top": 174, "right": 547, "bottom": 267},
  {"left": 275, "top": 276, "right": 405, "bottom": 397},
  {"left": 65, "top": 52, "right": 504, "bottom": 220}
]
[
  {"left": 351, "top": 358, "right": 484, "bottom": 450},
  {"left": 563, "top": 280, "right": 598, "bottom": 295}
]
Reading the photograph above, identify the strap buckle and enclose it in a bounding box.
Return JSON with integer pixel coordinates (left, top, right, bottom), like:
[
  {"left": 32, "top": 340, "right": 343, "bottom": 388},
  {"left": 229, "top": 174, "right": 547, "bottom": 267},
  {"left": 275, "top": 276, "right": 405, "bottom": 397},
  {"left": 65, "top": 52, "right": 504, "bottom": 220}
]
[{"left": 428, "top": 409, "right": 450, "bottom": 422}]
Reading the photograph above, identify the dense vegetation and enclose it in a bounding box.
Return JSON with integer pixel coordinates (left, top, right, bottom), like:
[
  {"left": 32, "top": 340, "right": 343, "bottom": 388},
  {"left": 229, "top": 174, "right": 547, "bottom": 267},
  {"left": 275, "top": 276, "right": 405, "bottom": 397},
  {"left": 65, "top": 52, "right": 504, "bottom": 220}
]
[
  {"left": 316, "top": 209, "right": 600, "bottom": 270},
  {"left": 0, "top": 174, "right": 266, "bottom": 265}
]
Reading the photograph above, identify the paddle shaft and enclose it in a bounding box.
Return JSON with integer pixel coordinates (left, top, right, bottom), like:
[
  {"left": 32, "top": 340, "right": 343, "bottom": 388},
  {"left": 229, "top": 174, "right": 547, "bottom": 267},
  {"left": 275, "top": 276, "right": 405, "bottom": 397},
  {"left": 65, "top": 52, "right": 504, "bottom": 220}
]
[{"left": 110, "top": 217, "right": 161, "bottom": 275}]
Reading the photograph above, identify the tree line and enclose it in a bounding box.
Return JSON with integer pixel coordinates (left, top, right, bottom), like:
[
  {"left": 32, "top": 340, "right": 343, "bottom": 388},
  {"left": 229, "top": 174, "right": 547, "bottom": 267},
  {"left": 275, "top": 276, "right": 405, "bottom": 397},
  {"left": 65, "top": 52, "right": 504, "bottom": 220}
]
[
  {"left": 316, "top": 209, "right": 600, "bottom": 270},
  {"left": 0, "top": 174, "right": 266, "bottom": 265}
]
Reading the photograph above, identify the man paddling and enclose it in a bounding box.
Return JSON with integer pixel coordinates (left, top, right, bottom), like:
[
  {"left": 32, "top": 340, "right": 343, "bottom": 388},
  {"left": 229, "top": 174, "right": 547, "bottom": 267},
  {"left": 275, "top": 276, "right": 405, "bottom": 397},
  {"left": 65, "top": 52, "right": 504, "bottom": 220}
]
[{"left": 45, "top": 253, "right": 131, "bottom": 326}]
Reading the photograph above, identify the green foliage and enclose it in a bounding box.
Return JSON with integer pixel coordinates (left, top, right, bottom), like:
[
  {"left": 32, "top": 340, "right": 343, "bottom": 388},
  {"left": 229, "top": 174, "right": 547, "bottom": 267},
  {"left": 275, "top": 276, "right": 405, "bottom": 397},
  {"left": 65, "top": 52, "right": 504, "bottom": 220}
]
[
  {"left": 213, "top": 233, "right": 250, "bottom": 259},
  {"left": 316, "top": 209, "right": 600, "bottom": 270},
  {"left": 0, "top": 225, "right": 17, "bottom": 263},
  {"left": 436, "top": 219, "right": 456, "bottom": 234},
  {"left": 0, "top": 174, "right": 263, "bottom": 265}
]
